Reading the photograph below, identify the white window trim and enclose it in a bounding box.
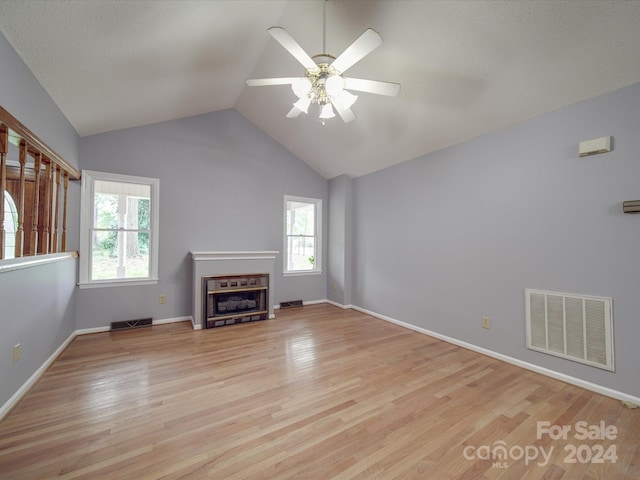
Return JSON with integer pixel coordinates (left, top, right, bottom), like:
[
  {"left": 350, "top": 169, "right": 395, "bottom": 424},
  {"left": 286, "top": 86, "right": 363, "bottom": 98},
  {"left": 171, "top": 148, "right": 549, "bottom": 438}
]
[
  {"left": 78, "top": 170, "right": 159, "bottom": 288},
  {"left": 283, "top": 195, "right": 322, "bottom": 276}
]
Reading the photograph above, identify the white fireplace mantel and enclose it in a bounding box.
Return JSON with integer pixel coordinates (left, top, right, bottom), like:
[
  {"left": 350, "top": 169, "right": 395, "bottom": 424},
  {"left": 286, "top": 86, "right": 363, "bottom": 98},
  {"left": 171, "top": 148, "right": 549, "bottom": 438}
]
[
  {"left": 191, "top": 251, "right": 279, "bottom": 262},
  {"left": 191, "top": 251, "right": 278, "bottom": 329}
]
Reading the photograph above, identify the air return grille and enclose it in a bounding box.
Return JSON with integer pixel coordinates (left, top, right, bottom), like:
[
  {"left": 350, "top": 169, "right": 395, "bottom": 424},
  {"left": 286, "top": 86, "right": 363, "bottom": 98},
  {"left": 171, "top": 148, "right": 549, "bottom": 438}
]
[
  {"left": 110, "top": 317, "right": 152, "bottom": 331},
  {"left": 525, "top": 289, "right": 614, "bottom": 371},
  {"left": 280, "top": 299, "right": 303, "bottom": 309}
]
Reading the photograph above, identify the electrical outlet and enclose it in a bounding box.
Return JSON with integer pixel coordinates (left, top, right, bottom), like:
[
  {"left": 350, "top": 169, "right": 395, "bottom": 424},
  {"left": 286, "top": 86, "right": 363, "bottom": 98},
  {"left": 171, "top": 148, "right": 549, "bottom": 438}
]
[
  {"left": 159, "top": 295, "right": 166, "bottom": 304},
  {"left": 332, "top": 282, "right": 337, "bottom": 292},
  {"left": 482, "top": 316, "right": 491, "bottom": 329},
  {"left": 13, "top": 344, "right": 20, "bottom": 363}
]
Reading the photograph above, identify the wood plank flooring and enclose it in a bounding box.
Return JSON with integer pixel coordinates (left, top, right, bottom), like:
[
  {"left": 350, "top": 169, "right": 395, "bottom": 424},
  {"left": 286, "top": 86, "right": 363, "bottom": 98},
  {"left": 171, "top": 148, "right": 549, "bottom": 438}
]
[{"left": 0, "top": 304, "right": 638, "bottom": 479}]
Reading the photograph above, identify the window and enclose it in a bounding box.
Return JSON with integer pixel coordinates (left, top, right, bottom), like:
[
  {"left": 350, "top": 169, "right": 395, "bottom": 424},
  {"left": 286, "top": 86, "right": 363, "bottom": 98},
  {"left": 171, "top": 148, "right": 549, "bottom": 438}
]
[
  {"left": 284, "top": 195, "right": 321, "bottom": 275},
  {"left": 79, "top": 170, "right": 159, "bottom": 288},
  {"left": 2, "top": 190, "right": 18, "bottom": 259}
]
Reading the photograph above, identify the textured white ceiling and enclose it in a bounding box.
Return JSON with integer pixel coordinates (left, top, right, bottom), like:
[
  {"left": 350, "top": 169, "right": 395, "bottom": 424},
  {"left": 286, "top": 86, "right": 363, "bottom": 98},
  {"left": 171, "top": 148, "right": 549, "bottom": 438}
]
[{"left": 1, "top": 0, "right": 639, "bottom": 179}]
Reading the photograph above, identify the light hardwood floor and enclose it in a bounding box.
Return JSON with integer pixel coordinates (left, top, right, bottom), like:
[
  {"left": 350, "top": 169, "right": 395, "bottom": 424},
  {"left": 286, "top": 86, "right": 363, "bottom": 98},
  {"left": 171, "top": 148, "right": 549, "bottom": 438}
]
[{"left": 0, "top": 304, "right": 638, "bottom": 479}]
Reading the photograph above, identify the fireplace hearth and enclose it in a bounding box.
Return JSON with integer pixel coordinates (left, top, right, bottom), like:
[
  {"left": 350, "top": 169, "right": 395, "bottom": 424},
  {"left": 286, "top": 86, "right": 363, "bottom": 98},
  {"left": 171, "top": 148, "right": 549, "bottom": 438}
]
[{"left": 202, "top": 273, "right": 268, "bottom": 328}]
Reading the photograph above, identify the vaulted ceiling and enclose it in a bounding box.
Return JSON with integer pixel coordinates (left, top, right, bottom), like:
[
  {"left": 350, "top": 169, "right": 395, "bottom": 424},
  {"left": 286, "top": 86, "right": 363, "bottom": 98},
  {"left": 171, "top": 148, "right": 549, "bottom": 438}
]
[{"left": 1, "top": 1, "right": 639, "bottom": 179}]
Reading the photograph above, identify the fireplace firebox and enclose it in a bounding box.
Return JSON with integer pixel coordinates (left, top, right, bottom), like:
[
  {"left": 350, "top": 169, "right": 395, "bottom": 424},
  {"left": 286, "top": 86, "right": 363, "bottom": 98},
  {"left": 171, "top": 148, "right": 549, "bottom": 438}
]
[{"left": 202, "top": 273, "right": 268, "bottom": 328}]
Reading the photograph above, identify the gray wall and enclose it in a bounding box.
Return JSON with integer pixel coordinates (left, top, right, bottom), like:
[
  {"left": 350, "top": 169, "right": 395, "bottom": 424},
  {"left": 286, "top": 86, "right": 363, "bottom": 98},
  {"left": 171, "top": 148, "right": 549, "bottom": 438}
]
[
  {"left": 0, "top": 260, "right": 77, "bottom": 409},
  {"left": 0, "top": 34, "right": 79, "bottom": 170},
  {"left": 350, "top": 82, "right": 640, "bottom": 397},
  {"left": 77, "top": 109, "right": 327, "bottom": 329},
  {"left": 0, "top": 32, "right": 80, "bottom": 409},
  {"left": 327, "top": 174, "right": 352, "bottom": 306}
]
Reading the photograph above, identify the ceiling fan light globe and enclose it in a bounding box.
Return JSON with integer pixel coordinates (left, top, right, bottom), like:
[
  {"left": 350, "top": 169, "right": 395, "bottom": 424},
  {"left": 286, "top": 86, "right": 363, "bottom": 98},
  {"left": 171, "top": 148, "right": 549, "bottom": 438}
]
[
  {"left": 293, "top": 96, "right": 311, "bottom": 114},
  {"left": 291, "top": 78, "right": 312, "bottom": 98},
  {"left": 339, "top": 90, "right": 358, "bottom": 109},
  {"left": 325, "top": 75, "right": 344, "bottom": 96},
  {"left": 319, "top": 103, "right": 336, "bottom": 119}
]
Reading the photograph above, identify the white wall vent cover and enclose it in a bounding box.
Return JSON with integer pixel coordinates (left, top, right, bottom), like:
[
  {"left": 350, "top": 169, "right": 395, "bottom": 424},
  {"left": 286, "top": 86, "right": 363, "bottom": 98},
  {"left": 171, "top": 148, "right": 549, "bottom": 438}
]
[{"left": 525, "top": 289, "right": 614, "bottom": 371}]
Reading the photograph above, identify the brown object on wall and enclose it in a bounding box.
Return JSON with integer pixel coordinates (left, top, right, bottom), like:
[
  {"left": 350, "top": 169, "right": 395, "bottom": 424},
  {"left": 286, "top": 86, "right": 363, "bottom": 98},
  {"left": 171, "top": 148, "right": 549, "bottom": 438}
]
[{"left": 623, "top": 200, "right": 640, "bottom": 214}]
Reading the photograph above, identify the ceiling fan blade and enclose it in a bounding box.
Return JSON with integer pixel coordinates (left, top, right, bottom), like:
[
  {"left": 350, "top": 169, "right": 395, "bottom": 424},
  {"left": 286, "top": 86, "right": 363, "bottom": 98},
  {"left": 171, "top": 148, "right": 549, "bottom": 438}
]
[
  {"left": 268, "top": 27, "right": 317, "bottom": 70},
  {"left": 343, "top": 77, "right": 401, "bottom": 97},
  {"left": 331, "top": 29, "right": 382, "bottom": 73},
  {"left": 331, "top": 98, "right": 356, "bottom": 123},
  {"left": 286, "top": 106, "right": 303, "bottom": 118},
  {"left": 245, "top": 77, "right": 301, "bottom": 87}
]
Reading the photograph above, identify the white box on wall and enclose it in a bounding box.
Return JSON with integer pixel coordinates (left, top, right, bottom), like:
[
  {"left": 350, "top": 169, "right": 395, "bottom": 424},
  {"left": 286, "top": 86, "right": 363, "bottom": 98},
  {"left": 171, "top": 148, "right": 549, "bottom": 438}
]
[{"left": 579, "top": 136, "right": 611, "bottom": 157}]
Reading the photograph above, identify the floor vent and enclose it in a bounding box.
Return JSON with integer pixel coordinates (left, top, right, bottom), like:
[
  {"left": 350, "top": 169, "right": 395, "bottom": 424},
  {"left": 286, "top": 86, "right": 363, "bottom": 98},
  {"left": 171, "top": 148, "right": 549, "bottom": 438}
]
[
  {"left": 110, "top": 318, "right": 153, "bottom": 331},
  {"left": 280, "top": 299, "right": 303, "bottom": 309},
  {"left": 525, "top": 289, "right": 614, "bottom": 371}
]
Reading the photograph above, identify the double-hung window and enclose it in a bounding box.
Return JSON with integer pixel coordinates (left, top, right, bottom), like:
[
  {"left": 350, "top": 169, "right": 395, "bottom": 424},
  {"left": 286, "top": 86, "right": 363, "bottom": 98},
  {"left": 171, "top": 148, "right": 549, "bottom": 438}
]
[
  {"left": 284, "top": 195, "right": 321, "bottom": 275},
  {"left": 79, "top": 170, "right": 159, "bottom": 287}
]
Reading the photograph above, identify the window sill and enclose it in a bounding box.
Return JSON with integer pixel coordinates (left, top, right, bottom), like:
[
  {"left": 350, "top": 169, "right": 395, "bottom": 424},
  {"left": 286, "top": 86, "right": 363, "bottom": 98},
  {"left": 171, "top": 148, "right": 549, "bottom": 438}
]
[
  {"left": 78, "top": 278, "right": 159, "bottom": 289},
  {"left": 283, "top": 270, "right": 323, "bottom": 277},
  {"left": 0, "top": 252, "right": 78, "bottom": 274}
]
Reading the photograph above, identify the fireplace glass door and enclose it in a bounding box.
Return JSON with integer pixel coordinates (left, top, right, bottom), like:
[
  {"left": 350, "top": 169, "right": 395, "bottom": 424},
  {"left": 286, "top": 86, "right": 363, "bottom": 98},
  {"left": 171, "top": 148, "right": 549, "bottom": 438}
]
[{"left": 203, "top": 274, "right": 268, "bottom": 328}]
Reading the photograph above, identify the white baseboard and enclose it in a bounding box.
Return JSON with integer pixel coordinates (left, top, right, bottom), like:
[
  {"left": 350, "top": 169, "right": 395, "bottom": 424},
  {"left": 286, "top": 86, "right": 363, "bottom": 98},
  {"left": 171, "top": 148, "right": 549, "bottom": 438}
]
[
  {"left": 325, "top": 299, "right": 352, "bottom": 309},
  {"left": 75, "top": 326, "right": 110, "bottom": 335},
  {"left": 0, "top": 330, "right": 76, "bottom": 421},
  {"left": 153, "top": 316, "right": 191, "bottom": 326},
  {"left": 1, "top": 315, "right": 196, "bottom": 420},
  {"left": 345, "top": 303, "right": 640, "bottom": 406},
  {"left": 302, "top": 299, "right": 328, "bottom": 306},
  {"left": 76, "top": 316, "right": 192, "bottom": 335}
]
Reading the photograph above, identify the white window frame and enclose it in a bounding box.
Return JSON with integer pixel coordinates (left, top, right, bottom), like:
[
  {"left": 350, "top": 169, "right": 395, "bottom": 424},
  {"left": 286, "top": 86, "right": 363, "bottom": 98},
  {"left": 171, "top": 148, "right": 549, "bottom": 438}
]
[
  {"left": 79, "top": 170, "right": 159, "bottom": 288},
  {"left": 284, "top": 195, "right": 322, "bottom": 276}
]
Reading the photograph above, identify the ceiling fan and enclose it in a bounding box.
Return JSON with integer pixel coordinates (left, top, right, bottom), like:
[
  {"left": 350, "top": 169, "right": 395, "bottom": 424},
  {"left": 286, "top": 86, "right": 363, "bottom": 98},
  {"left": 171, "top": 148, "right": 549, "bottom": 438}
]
[{"left": 245, "top": 6, "right": 400, "bottom": 124}]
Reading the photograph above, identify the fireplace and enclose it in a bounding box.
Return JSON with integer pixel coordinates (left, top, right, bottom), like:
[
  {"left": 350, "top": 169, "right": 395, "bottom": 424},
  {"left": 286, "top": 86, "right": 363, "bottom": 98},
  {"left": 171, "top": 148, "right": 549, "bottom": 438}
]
[
  {"left": 202, "top": 273, "right": 268, "bottom": 328},
  {"left": 191, "top": 251, "right": 277, "bottom": 330}
]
